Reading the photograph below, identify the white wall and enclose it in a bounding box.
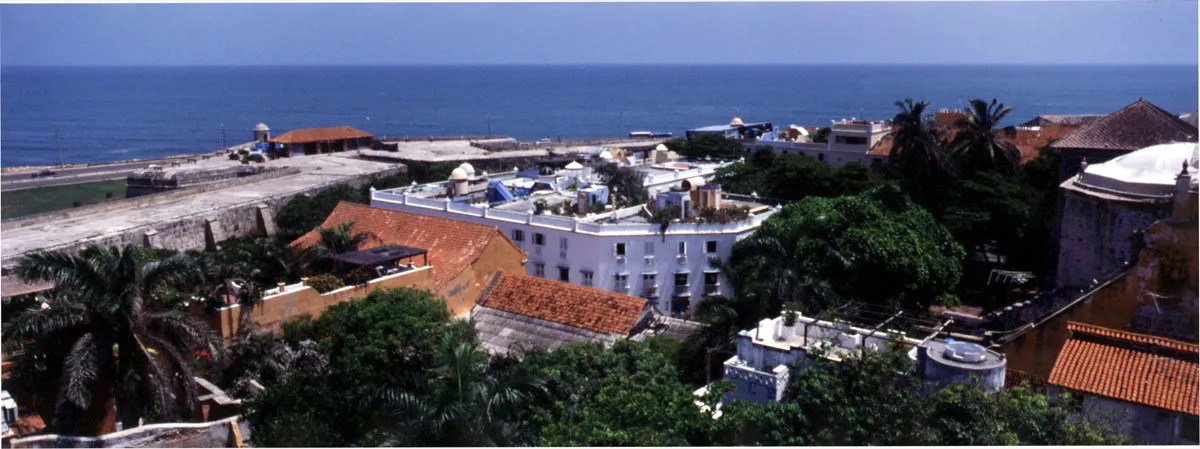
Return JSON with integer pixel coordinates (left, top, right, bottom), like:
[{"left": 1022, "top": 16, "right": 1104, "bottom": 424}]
[{"left": 371, "top": 191, "right": 777, "bottom": 315}]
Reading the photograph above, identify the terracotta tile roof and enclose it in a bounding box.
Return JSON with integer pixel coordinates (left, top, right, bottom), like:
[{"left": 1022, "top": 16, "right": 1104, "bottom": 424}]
[
  {"left": 268, "top": 126, "right": 373, "bottom": 145},
  {"left": 1005, "top": 368, "right": 1047, "bottom": 390},
  {"left": 1048, "top": 322, "right": 1198, "bottom": 416},
  {"left": 290, "top": 202, "right": 522, "bottom": 289},
  {"left": 479, "top": 271, "right": 647, "bottom": 335},
  {"left": 868, "top": 125, "right": 1073, "bottom": 164},
  {"left": 1050, "top": 99, "right": 1198, "bottom": 152},
  {"left": 11, "top": 413, "right": 45, "bottom": 437}
]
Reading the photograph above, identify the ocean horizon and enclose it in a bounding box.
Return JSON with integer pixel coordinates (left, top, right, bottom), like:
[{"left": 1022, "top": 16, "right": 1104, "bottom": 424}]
[{"left": 3, "top": 64, "right": 1197, "bottom": 167}]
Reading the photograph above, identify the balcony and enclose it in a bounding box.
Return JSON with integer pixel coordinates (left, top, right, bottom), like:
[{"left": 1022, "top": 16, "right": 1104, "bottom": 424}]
[
  {"left": 676, "top": 254, "right": 687, "bottom": 265},
  {"left": 534, "top": 246, "right": 543, "bottom": 256},
  {"left": 644, "top": 255, "right": 655, "bottom": 265},
  {"left": 707, "top": 256, "right": 722, "bottom": 268},
  {"left": 704, "top": 284, "right": 721, "bottom": 295},
  {"left": 559, "top": 250, "right": 568, "bottom": 259},
  {"left": 673, "top": 284, "right": 690, "bottom": 296},
  {"left": 643, "top": 285, "right": 659, "bottom": 298},
  {"left": 615, "top": 255, "right": 627, "bottom": 265},
  {"left": 614, "top": 283, "right": 630, "bottom": 293}
]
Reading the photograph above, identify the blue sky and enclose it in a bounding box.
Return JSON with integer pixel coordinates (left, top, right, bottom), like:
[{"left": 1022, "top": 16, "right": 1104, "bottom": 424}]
[{"left": 2, "top": 2, "right": 1196, "bottom": 66}]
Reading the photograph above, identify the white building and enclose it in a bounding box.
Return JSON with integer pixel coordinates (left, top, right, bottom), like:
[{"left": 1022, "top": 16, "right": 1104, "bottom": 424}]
[
  {"left": 369, "top": 161, "right": 779, "bottom": 316},
  {"left": 718, "top": 312, "right": 1006, "bottom": 404},
  {"left": 742, "top": 119, "right": 891, "bottom": 168}
]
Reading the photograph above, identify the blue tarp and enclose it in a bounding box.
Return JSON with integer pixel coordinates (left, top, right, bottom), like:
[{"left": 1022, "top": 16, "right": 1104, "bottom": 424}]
[{"left": 486, "top": 180, "right": 516, "bottom": 203}]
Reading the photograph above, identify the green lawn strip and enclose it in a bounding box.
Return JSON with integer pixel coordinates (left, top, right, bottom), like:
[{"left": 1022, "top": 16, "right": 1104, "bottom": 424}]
[{"left": 1, "top": 179, "right": 128, "bottom": 219}]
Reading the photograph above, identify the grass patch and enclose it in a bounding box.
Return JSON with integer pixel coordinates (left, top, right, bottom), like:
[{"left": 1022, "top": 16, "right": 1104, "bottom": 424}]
[{"left": 2, "top": 179, "right": 128, "bottom": 219}]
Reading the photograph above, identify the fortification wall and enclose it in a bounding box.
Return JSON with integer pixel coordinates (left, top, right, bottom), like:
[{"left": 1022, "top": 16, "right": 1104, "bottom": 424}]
[{"left": 9, "top": 416, "right": 249, "bottom": 448}]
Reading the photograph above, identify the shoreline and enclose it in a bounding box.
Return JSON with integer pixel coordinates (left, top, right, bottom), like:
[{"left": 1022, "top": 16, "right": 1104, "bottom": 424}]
[{"left": 1, "top": 142, "right": 256, "bottom": 174}]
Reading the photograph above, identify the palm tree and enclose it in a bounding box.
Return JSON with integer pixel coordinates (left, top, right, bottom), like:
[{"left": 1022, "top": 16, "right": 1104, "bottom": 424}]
[
  {"left": 891, "top": 98, "right": 953, "bottom": 184},
  {"left": 2, "top": 245, "right": 222, "bottom": 434},
  {"left": 315, "top": 220, "right": 371, "bottom": 256},
  {"left": 378, "top": 328, "right": 548, "bottom": 446},
  {"left": 949, "top": 98, "right": 1021, "bottom": 176}
]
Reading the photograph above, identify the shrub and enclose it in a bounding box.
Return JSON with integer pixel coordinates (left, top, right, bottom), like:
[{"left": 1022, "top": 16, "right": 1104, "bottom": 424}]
[{"left": 306, "top": 274, "right": 344, "bottom": 294}]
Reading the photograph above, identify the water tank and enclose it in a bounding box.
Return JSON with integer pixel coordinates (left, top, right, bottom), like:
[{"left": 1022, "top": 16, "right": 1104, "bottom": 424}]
[
  {"left": 457, "top": 162, "right": 476, "bottom": 178},
  {"left": 253, "top": 123, "right": 270, "bottom": 142},
  {"left": 919, "top": 339, "right": 1006, "bottom": 393}
]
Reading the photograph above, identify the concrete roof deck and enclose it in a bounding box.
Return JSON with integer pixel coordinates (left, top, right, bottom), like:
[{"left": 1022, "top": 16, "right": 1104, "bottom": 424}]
[{"left": 374, "top": 140, "right": 606, "bottom": 163}]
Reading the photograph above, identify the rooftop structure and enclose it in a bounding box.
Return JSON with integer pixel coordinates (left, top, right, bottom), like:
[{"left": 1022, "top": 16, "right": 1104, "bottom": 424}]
[
  {"left": 721, "top": 306, "right": 1006, "bottom": 404},
  {"left": 290, "top": 202, "right": 526, "bottom": 314},
  {"left": 472, "top": 270, "right": 651, "bottom": 356},
  {"left": 370, "top": 157, "right": 778, "bottom": 316},
  {"left": 1050, "top": 99, "right": 1198, "bottom": 180},
  {"left": 1055, "top": 142, "right": 1197, "bottom": 290},
  {"left": 749, "top": 118, "right": 891, "bottom": 168},
  {"left": 1047, "top": 322, "right": 1198, "bottom": 444},
  {"left": 686, "top": 116, "right": 774, "bottom": 141},
  {"left": 1021, "top": 114, "right": 1105, "bottom": 128},
  {"left": 268, "top": 126, "right": 374, "bottom": 155}
]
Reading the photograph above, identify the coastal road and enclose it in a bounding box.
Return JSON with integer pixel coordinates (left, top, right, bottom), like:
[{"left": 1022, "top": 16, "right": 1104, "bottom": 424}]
[{"left": 1, "top": 149, "right": 240, "bottom": 192}]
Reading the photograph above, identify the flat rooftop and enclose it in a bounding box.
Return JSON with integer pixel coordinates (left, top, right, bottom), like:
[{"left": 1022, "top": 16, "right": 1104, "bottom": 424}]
[{"left": 372, "top": 138, "right": 668, "bottom": 163}]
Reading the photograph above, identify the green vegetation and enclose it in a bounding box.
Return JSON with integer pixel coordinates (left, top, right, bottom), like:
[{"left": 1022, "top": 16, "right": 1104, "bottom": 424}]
[
  {"left": 729, "top": 185, "right": 966, "bottom": 313},
  {"left": 0, "top": 179, "right": 127, "bottom": 219},
  {"left": 715, "top": 147, "right": 876, "bottom": 201},
  {"left": 3, "top": 245, "right": 222, "bottom": 434}
]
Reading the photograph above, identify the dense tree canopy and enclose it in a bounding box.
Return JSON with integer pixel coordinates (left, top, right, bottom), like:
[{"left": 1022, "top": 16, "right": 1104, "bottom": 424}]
[
  {"left": 715, "top": 147, "right": 876, "bottom": 201},
  {"left": 664, "top": 135, "right": 744, "bottom": 160},
  {"left": 728, "top": 185, "right": 965, "bottom": 312}
]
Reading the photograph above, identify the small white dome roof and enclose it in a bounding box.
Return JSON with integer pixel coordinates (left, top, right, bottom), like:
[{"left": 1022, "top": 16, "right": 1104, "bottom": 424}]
[
  {"left": 654, "top": 144, "right": 669, "bottom": 152},
  {"left": 599, "top": 150, "right": 613, "bottom": 160},
  {"left": 457, "top": 163, "right": 476, "bottom": 177},
  {"left": 450, "top": 168, "right": 469, "bottom": 180},
  {"left": 730, "top": 116, "right": 744, "bottom": 126},
  {"left": 1078, "top": 142, "right": 1198, "bottom": 196},
  {"left": 564, "top": 161, "right": 584, "bottom": 170},
  {"left": 254, "top": 123, "right": 270, "bottom": 131}
]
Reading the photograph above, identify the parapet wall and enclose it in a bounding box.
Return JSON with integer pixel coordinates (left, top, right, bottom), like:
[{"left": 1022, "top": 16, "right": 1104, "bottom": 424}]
[{"left": 9, "top": 416, "right": 249, "bottom": 448}]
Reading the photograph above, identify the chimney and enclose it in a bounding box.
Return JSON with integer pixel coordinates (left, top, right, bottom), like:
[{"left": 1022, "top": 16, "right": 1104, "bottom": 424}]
[{"left": 1173, "top": 161, "right": 1196, "bottom": 220}]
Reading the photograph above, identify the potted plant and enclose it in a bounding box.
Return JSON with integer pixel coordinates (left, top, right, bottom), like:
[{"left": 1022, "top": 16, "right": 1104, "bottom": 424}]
[{"left": 779, "top": 301, "right": 799, "bottom": 340}]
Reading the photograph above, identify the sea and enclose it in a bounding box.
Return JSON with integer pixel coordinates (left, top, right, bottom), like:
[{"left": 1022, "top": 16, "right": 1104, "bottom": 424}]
[{"left": 2, "top": 64, "right": 1197, "bottom": 168}]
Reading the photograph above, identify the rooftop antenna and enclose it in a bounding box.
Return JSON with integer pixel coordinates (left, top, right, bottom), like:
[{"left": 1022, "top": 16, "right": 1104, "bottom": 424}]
[
  {"left": 221, "top": 123, "right": 227, "bottom": 151},
  {"left": 487, "top": 114, "right": 492, "bottom": 138},
  {"left": 55, "top": 128, "right": 64, "bottom": 167}
]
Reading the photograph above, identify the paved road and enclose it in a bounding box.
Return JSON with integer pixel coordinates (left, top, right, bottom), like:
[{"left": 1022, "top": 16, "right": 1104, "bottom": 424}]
[{"left": 1, "top": 151, "right": 234, "bottom": 192}]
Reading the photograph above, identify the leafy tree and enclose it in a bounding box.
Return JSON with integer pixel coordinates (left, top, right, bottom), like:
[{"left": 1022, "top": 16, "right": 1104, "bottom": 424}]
[
  {"left": 525, "top": 341, "right": 716, "bottom": 446},
  {"left": 714, "top": 150, "right": 875, "bottom": 201},
  {"left": 274, "top": 184, "right": 366, "bottom": 240},
  {"left": 4, "top": 245, "right": 221, "bottom": 434},
  {"left": 594, "top": 162, "right": 647, "bottom": 206},
  {"left": 949, "top": 98, "right": 1022, "bottom": 176},
  {"left": 728, "top": 185, "right": 965, "bottom": 311},
  {"left": 943, "top": 171, "right": 1038, "bottom": 266},
  {"left": 667, "top": 135, "right": 743, "bottom": 160},
  {"left": 314, "top": 220, "right": 371, "bottom": 256},
  {"left": 245, "top": 287, "right": 454, "bottom": 446}
]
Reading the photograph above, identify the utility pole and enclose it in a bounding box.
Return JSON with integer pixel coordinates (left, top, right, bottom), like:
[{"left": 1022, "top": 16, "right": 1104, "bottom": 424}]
[
  {"left": 487, "top": 114, "right": 492, "bottom": 138},
  {"left": 55, "top": 128, "right": 64, "bottom": 167}
]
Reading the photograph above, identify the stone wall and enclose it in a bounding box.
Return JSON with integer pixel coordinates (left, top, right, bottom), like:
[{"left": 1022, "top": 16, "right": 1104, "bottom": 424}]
[
  {"left": 125, "top": 165, "right": 278, "bottom": 198},
  {"left": 1055, "top": 189, "right": 1170, "bottom": 290}
]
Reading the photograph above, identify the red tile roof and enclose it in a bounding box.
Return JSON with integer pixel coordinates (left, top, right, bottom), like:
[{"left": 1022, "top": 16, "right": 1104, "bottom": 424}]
[
  {"left": 291, "top": 202, "right": 522, "bottom": 289},
  {"left": 268, "top": 126, "right": 373, "bottom": 145},
  {"left": 480, "top": 271, "right": 648, "bottom": 335},
  {"left": 1049, "top": 99, "right": 1198, "bottom": 151},
  {"left": 1048, "top": 322, "right": 1198, "bottom": 416}
]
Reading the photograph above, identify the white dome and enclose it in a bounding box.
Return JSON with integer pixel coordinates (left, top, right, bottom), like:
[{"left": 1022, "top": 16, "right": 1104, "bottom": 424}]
[
  {"left": 1078, "top": 142, "right": 1198, "bottom": 196},
  {"left": 599, "top": 150, "right": 613, "bottom": 160},
  {"left": 564, "top": 161, "right": 584, "bottom": 170},
  {"left": 254, "top": 123, "right": 270, "bottom": 131},
  {"left": 449, "top": 168, "right": 469, "bottom": 181},
  {"left": 457, "top": 163, "right": 476, "bottom": 177},
  {"left": 654, "top": 144, "right": 669, "bottom": 152},
  {"left": 730, "top": 116, "right": 744, "bottom": 126}
]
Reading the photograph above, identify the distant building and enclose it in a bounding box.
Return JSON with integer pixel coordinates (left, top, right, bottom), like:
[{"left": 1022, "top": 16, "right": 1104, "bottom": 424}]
[
  {"left": 268, "top": 126, "right": 374, "bottom": 156},
  {"left": 748, "top": 119, "right": 891, "bottom": 168},
  {"left": 1049, "top": 99, "right": 1197, "bottom": 181},
  {"left": 1054, "top": 142, "right": 1197, "bottom": 290},
  {"left": 718, "top": 311, "right": 1006, "bottom": 404},
  {"left": 1020, "top": 114, "right": 1105, "bottom": 128},
  {"left": 1047, "top": 322, "right": 1198, "bottom": 445},
  {"left": 686, "top": 116, "right": 774, "bottom": 140},
  {"left": 472, "top": 270, "right": 652, "bottom": 356}
]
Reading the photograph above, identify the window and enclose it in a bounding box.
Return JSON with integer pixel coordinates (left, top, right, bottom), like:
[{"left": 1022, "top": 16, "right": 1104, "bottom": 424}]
[
  {"left": 582, "top": 271, "right": 594, "bottom": 287},
  {"left": 642, "top": 273, "right": 657, "bottom": 284},
  {"left": 704, "top": 272, "right": 720, "bottom": 286},
  {"left": 533, "top": 233, "right": 545, "bottom": 246},
  {"left": 560, "top": 237, "right": 568, "bottom": 250},
  {"left": 614, "top": 273, "right": 629, "bottom": 291},
  {"left": 512, "top": 229, "right": 524, "bottom": 242},
  {"left": 705, "top": 240, "right": 717, "bottom": 253},
  {"left": 674, "top": 273, "right": 689, "bottom": 286},
  {"left": 559, "top": 267, "right": 570, "bottom": 282},
  {"left": 644, "top": 242, "right": 654, "bottom": 254},
  {"left": 534, "top": 263, "right": 545, "bottom": 277},
  {"left": 615, "top": 242, "right": 627, "bottom": 256},
  {"left": 677, "top": 242, "right": 687, "bottom": 255},
  {"left": 818, "top": 153, "right": 825, "bottom": 162}
]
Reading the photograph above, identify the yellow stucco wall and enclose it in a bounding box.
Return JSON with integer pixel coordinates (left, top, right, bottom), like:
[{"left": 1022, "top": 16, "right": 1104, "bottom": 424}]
[{"left": 440, "top": 236, "right": 527, "bottom": 316}]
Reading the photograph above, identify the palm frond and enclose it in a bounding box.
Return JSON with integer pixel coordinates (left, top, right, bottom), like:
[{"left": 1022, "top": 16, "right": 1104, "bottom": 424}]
[{"left": 57, "top": 333, "right": 104, "bottom": 409}]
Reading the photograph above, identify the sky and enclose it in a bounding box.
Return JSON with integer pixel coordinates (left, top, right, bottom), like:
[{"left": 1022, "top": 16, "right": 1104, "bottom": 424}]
[{"left": 1, "top": 1, "right": 1197, "bottom": 66}]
